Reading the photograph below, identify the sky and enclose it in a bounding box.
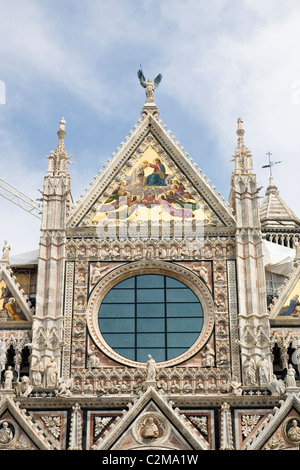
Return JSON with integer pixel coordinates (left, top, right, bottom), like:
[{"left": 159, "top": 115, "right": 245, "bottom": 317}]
[{"left": 0, "top": 0, "right": 300, "bottom": 256}]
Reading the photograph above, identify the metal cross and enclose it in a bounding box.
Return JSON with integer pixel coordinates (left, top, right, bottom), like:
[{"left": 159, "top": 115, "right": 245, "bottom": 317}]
[{"left": 262, "top": 151, "right": 281, "bottom": 177}]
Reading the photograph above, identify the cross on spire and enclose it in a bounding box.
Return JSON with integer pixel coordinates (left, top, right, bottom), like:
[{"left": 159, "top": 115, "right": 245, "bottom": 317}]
[{"left": 262, "top": 151, "right": 281, "bottom": 177}]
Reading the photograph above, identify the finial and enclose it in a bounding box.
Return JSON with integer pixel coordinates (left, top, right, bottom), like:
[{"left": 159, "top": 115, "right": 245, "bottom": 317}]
[
  {"left": 237, "top": 117, "right": 245, "bottom": 136},
  {"left": 57, "top": 117, "right": 66, "bottom": 142},
  {"left": 262, "top": 151, "right": 281, "bottom": 177},
  {"left": 59, "top": 117, "right": 66, "bottom": 131},
  {"left": 137, "top": 67, "right": 162, "bottom": 108}
]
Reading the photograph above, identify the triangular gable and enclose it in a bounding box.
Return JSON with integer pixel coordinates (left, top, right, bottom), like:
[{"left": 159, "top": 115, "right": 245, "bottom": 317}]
[
  {"left": 0, "top": 396, "right": 54, "bottom": 450},
  {"left": 67, "top": 114, "right": 235, "bottom": 233},
  {"left": 0, "top": 264, "right": 33, "bottom": 322},
  {"left": 93, "top": 386, "right": 209, "bottom": 450},
  {"left": 269, "top": 264, "right": 300, "bottom": 321},
  {"left": 244, "top": 392, "right": 300, "bottom": 450}
]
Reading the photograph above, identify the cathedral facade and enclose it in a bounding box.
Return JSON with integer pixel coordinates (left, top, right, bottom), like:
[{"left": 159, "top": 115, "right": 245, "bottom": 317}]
[{"left": 1, "top": 79, "right": 300, "bottom": 451}]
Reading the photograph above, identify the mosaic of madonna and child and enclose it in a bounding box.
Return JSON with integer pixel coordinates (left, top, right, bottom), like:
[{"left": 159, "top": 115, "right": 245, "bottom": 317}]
[{"left": 90, "top": 147, "right": 221, "bottom": 225}]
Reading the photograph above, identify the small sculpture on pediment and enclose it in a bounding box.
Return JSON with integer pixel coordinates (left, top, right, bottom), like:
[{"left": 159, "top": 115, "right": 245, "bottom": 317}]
[
  {"left": 286, "top": 419, "right": 300, "bottom": 445},
  {"left": 1, "top": 240, "right": 10, "bottom": 262},
  {"left": 0, "top": 421, "right": 14, "bottom": 445},
  {"left": 141, "top": 417, "right": 159, "bottom": 439},
  {"left": 146, "top": 354, "right": 156, "bottom": 381}
]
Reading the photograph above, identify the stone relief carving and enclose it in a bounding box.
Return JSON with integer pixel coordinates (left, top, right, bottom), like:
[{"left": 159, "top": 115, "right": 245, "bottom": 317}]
[{"left": 241, "top": 414, "right": 261, "bottom": 438}]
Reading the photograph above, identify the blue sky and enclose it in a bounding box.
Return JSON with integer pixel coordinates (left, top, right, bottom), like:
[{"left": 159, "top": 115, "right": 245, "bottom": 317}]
[{"left": 1, "top": 0, "right": 300, "bottom": 255}]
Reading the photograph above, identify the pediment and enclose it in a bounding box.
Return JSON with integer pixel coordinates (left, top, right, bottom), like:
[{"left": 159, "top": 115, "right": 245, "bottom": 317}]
[
  {"left": 0, "top": 396, "right": 54, "bottom": 450},
  {"left": 269, "top": 263, "right": 300, "bottom": 323},
  {"left": 93, "top": 386, "right": 208, "bottom": 450},
  {"left": 67, "top": 114, "right": 235, "bottom": 236},
  {"left": 0, "top": 264, "right": 33, "bottom": 323},
  {"left": 245, "top": 393, "right": 300, "bottom": 450}
]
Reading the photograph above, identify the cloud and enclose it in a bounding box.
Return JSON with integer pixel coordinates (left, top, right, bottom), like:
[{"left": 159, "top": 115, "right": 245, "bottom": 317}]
[
  {"left": 0, "top": 0, "right": 300, "bottom": 255},
  {"left": 153, "top": 1, "right": 300, "bottom": 211}
]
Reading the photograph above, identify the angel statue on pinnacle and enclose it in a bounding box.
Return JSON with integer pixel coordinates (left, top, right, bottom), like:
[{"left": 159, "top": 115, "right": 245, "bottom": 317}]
[{"left": 137, "top": 67, "right": 162, "bottom": 103}]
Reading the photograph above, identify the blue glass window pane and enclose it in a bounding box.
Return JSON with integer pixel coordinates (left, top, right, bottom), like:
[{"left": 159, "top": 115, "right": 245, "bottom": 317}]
[
  {"left": 102, "top": 289, "right": 135, "bottom": 303},
  {"left": 167, "top": 303, "right": 203, "bottom": 317},
  {"left": 99, "top": 303, "right": 135, "bottom": 317},
  {"left": 166, "top": 288, "right": 198, "bottom": 303},
  {"left": 136, "top": 303, "right": 165, "bottom": 317},
  {"left": 100, "top": 318, "right": 134, "bottom": 333},
  {"left": 165, "top": 278, "right": 186, "bottom": 288},
  {"left": 167, "top": 332, "right": 199, "bottom": 347},
  {"left": 137, "top": 275, "right": 164, "bottom": 288},
  {"left": 114, "top": 278, "right": 135, "bottom": 289},
  {"left": 167, "top": 317, "right": 203, "bottom": 332},
  {"left": 137, "top": 349, "right": 165, "bottom": 363},
  {"left": 137, "top": 318, "right": 165, "bottom": 333},
  {"left": 136, "top": 288, "right": 164, "bottom": 303},
  {"left": 102, "top": 333, "right": 135, "bottom": 348},
  {"left": 115, "top": 348, "right": 135, "bottom": 361},
  {"left": 137, "top": 333, "right": 165, "bottom": 348},
  {"left": 167, "top": 348, "right": 187, "bottom": 360}
]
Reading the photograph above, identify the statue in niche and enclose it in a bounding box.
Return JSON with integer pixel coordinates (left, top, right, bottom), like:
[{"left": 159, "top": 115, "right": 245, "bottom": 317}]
[
  {"left": 258, "top": 357, "right": 270, "bottom": 385},
  {"left": 3, "top": 366, "right": 13, "bottom": 389},
  {"left": 195, "top": 378, "right": 204, "bottom": 393},
  {"left": 45, "top": 356, "right": 58, "bottom": 388},
  {"left": 243, "top": 356, "right": 257, "bottom": 386},
  {"left": 31, "top": 356, "right": 44, "bottom": 387},
  {"left": 183, "top": 380, "right": 193, "bottom": 393},
  {"left": 285, "top": 364, "right": 297, "bottom": 388},
  {"left": 77, "top": 272, "right": 85, "bottom": 284}
]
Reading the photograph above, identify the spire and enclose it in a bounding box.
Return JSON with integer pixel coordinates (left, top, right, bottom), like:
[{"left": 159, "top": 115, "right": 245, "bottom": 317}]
[
  {"left": 233, "top": 117, "right": 253, "bottom": 173},
  {"left": 46, "top": 118, "right": 73, "bottom": 176}
]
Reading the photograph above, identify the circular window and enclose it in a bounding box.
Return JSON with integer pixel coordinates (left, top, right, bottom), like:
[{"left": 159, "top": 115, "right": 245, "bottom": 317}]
[{"left": 98, "top": 274, "right": 204, "bottom": 363}]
